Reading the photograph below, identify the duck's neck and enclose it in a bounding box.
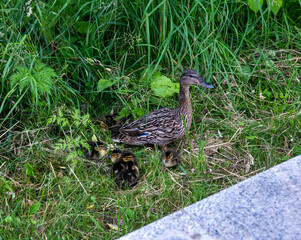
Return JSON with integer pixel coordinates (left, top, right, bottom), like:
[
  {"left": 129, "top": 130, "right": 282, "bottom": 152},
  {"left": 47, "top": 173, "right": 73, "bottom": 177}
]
[{"left": 178, "top": 84, "right": 192, "bottom": 129}]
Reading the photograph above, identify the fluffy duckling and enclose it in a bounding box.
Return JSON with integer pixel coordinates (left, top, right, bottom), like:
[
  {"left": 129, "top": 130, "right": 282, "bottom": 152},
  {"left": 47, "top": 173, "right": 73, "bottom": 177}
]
[
  {"left": 105, "top": 113, "right": 119, "bottom": 127},
  {"left": 105, "top": 113, "right": 130, "bottom": 127},
  {"left": 92, "top": 113, "right": 130, "bottom": 131},
  {"left": 110, "top": 149, "right": 124, "bottom": 163},
  {"left": 162, "top": 149, "right": 180, "bottom": 167},
  {"left": 112, "top": 151, "right": 139, "bottom": 189},
  {"left": 105, "top": 113, "right": 131, "bottom": 136},
  {"left": 82, "top": 140, "right": 108, "bottom": 159}
]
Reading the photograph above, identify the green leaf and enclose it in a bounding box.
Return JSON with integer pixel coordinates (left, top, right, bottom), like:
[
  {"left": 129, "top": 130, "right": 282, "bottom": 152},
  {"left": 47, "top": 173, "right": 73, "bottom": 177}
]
[
  {"left": 74, "top": 21, "right": 93, "bottom": 34},
  {"left": 247, "top": 0, "right": 264, "bottom": 13},
  {"left": 126, "top": 209, "right": 135, "bottom": 218},
  {"left": 25, "top": 162, "right": 34, "bottom": 177},
  {"left": 267, "top": 0, "right": 282, "bottom": 15},
  {"left": 134, "top": 108, "right": 146, "bottom": 117},
  {"left": 91, "top": 196, "right": 97, "bottom": 203},
  {"left": 97, "top": 79, "right": 115, "bottom": 92},
  {"left": 239, "top": 65, "right": 252, "bottom": 81},
  {"left": 140, "top": 66, "right": 162, "bottom": 81},
  {"left": 28, "top": 202, "right": 41, "bottom": 215},
  {"left": 4, "top": 215, "right": 12, "bottom": 223},
  {"left": 9, "top": 61, "right": 58, "bottom": 106},
  {"left": 1, "top": 179, "right": 13, "bottom": 192},
  {"left": 118, "top": 107, "right": 131, "bottom": 118},
  {"left": 151, "top": 75, "right": 179, "bottom": 98}
]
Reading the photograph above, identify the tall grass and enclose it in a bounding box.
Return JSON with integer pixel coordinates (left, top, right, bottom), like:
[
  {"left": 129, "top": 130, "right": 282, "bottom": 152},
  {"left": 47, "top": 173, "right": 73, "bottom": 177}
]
[{"left": 0, "top": 0, "right": 300, "bottom": 239}]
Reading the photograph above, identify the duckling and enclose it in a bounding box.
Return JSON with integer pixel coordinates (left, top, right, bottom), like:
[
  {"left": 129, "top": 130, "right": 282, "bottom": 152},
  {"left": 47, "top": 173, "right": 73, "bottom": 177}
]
[
  {"left": 112, "top": 151, "right": 139, "bottom": 189},
  {"left": 105, "top": 113, "right": 130, "bottom": 127},
  {"left": 91, "top": 115, "right": 109, "bottom": 130},
  {"left": 105, "top": 113, "right": 119, "bottom": 127},
  {"left": 162, "top": 149, "right": 180, "bottom": 167},
  {"left": 105, "top": 113, "right": 131, "bottom": 136},
  {"left": 82, "top": 140, "right": 108, "bottom": 159},
  {"left": 110, "top": 149, "right": 124, "bottom": 163}
]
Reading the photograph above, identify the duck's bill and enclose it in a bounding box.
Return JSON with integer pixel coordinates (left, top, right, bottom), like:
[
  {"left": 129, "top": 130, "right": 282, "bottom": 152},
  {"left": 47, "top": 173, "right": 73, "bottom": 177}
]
[{"left": 199, "top": 77, "right": 214, "bottom": 88}]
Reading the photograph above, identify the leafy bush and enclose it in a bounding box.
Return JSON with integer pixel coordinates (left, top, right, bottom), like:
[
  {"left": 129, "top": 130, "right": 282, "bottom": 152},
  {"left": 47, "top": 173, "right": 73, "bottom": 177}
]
[
  {"left": 246, "top": 0, "right": 300, "bottom": 15},
  {"left": 10, "top": 61, "right": 58, "bottom": 107}
]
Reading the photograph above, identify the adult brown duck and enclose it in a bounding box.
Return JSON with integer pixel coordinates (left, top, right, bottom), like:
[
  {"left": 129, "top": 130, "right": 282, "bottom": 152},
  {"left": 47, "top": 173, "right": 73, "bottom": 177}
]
[{"left": 112, "top": 70, "right": 213, "bottom": 149}]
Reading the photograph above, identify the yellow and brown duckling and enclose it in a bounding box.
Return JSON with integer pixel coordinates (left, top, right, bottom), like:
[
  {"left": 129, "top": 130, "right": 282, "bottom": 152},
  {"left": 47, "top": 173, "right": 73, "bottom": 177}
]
[
  {"left": 92, "top": 113, "right": 130, "bottom": 132},
  {"left": 105, "top": 113, "right": 119, "bottom": 127},
  {"left": 81, "top": 140, "right": 108, "bottom": 159},
  {"left": 162, "top": 149, "right": 180, "bottom": 168},
  {"left": 111, "top": 150, "right": 139, "bottom": 189},
  {"left": 110, "top": 149, "right": 124, "bottom": 163},
  {"left": 106, "top": 114, "right": 131, "bottom": 137},
  {"left": 106, "top": 113, "right": 131, "bottom": 127}
]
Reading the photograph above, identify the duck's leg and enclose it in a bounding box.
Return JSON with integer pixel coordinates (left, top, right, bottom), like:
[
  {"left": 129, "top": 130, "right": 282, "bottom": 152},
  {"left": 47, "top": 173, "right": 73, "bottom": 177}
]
[
  {"left": 143, "top": 147, "right": 153, "bottom": 152},
  {"left": 143, "top": 144, "right": 155, "bottom": 152}
]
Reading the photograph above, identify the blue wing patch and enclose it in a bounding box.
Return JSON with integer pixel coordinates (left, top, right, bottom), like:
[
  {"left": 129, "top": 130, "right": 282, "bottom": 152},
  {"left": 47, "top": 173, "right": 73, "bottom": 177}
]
[{"left": 139, "top": 132, "right": 150, "bottom": 137}]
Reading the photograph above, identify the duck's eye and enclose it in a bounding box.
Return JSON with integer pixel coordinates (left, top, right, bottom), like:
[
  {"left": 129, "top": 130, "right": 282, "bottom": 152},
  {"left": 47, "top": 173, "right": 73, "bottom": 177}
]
[{"left": 112, "top": 153, "right": 121, "bottom": 158}]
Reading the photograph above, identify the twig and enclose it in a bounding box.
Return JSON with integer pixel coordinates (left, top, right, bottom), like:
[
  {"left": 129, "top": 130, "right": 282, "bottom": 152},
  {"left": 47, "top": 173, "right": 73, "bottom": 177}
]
[
  {"left": 168, "top": 171, "right": 192, "bottom": 194},
  {"left": 204, "top": 127, "right": 242, "bottom": 149},
  {"left": 49, "top": 162, "right": 64, "bottom": 197},
  {"left": 25, "top": 127, "right": 33, "bottom": 147},
  {"left": 208, "top": 161, "right": 246, "bottom": 180},
  {"left": 286, "top": 147, "right": 294, "bottom": 157},
  {"left": 0, "top": 121, "right": 19, "bottom": 140},
  {"left": 244, "top": 167, "right": 266, "bottom": 177},
  {"left": 0, "top": 171, "right": 21, "bottom": 186},
  {"left": 0, "top": 161, "right": 6, "bottom": 169},
  {"left": 68, "top": 164, "right": 88, "bottom": 195}
]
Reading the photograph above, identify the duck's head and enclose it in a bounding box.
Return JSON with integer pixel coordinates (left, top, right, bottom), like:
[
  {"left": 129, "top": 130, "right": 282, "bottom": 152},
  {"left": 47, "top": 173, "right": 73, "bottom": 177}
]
[
  {"left": 163, "top": 150, "right": 179, "bottom": 168},
  {"left": 110, "top": 149, "right": 123, "bottom": 163},
  {"left": 122, "top": 152, "right": 136, "bottom": 163},
  {"left": 181, "top": 70, "right": 214, "bottom": 88},
  {"left": 93, "top": 142, "right": 107, "bottom": 157}
]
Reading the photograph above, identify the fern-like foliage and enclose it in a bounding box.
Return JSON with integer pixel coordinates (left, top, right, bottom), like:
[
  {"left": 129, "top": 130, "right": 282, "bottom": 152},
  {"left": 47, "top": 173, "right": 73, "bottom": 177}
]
[{"left": 10, "top": 61, "right": 58, "bottom": 103}]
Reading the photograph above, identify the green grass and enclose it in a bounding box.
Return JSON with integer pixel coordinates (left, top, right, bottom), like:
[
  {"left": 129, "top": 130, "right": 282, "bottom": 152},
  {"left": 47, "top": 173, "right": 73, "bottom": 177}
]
[{"left": 0, "top": 0, "right": 301, "bottom": 239}]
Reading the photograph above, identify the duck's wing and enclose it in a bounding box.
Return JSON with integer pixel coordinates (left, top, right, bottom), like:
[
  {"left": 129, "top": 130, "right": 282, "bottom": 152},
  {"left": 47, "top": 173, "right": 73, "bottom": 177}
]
[{"left": 119, "top": 108, "right": 179, "bottom": 137}]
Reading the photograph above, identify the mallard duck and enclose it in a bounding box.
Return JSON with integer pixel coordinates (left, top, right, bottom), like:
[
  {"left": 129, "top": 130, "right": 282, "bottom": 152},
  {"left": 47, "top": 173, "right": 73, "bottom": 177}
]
[
  {"left": 112, "top": 70, "right": 213, "bottom": 148},
  {"left": 81, "top": 140, "right": 107, "bottom": 159},
  {"left": 112, "top": 151, "right": 139, "bottom": 188},
  {"left": 162, "top": 149, "right": 180, "bottom": 167}
]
